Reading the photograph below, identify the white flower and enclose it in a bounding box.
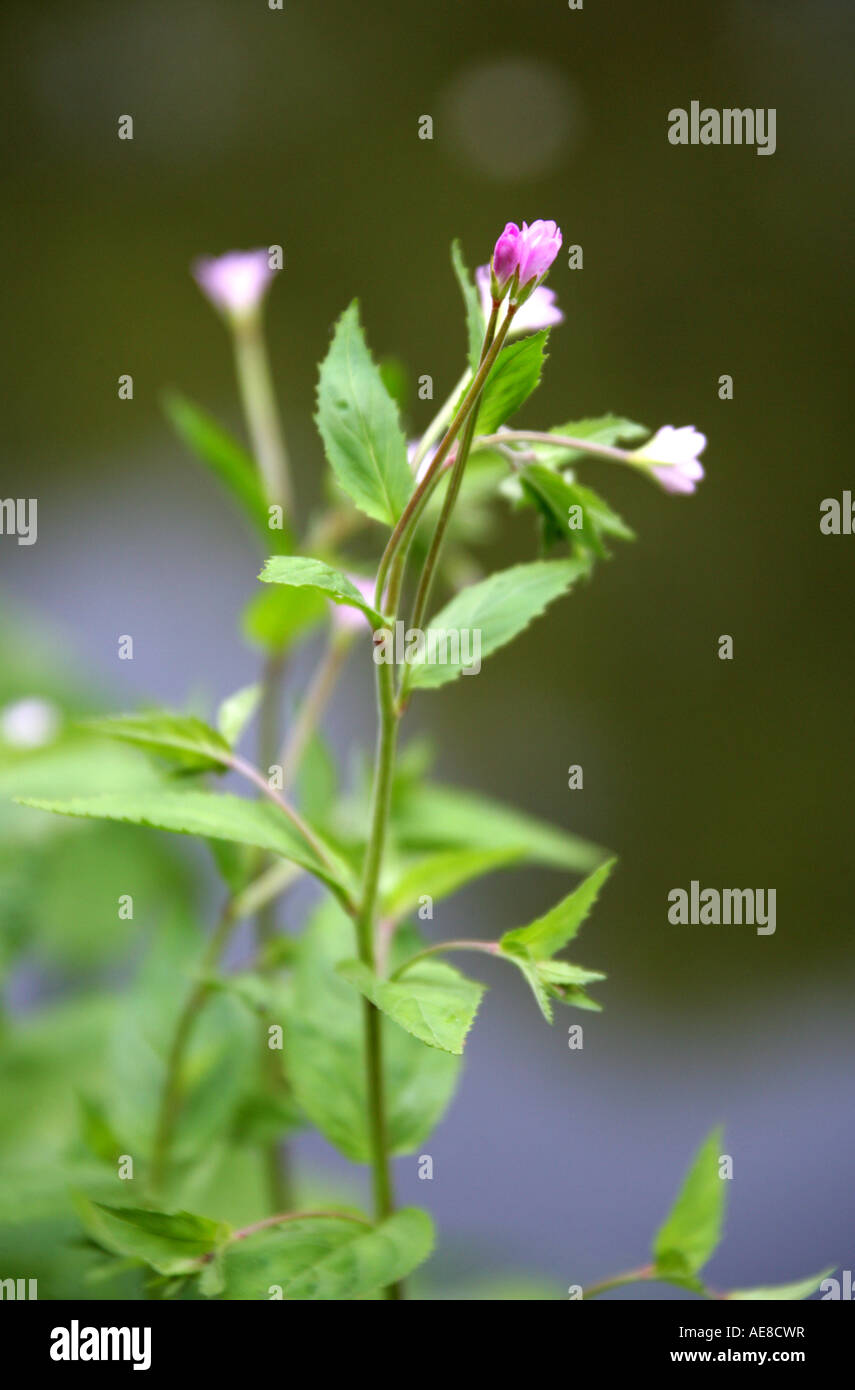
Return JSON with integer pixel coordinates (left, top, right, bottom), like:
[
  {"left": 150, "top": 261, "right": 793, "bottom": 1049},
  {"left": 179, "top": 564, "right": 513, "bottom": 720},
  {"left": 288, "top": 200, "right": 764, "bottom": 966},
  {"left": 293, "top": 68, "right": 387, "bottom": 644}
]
[
  {"left": 192, "top": 249, "right": 275, "bottom": 320},
  {"left": 475, "top": 265, "right": 563, "bottom": 336},
  {"left": 0, "top": 696, "right": 61, "bottom": 748},
  {"left": 633, "top": 425, "right": 706, "bottom": 495}
]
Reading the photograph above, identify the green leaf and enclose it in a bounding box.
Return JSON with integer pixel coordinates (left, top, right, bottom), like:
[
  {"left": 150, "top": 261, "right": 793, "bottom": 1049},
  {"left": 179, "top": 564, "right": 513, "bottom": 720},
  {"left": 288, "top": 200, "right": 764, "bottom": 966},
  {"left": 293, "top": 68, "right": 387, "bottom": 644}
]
[
  {"left": 519, "top": 470, "right": 634, "bottom": 562},
  {"left": 653, "top": 1128, "right": 726, "bottom": 1276},
  {"left": 76, "top": 1197, "right": 230, "bottom": 1276},
  {"left": 242, "top": 584, "right": 326, "bottom": 656},
  {"left": 219, "top": 1208, "right": 434, "bottom": 1301},
  {"left": 163, "top": 391, "right": 287, "bottom": 549},
  {"left": 80, "top": 712, "right": 232, "bottom": 773},
  {"left": 500, "top": 858, "right": 617, "bottom": 959},
  {"left": 406, "top": 559, "right": 585, "bottom": 691},
  {"left": 286, "top": 901, "right": 461, "bottom": 1161},
  {"left": 338, "top": 958, "right": 486, "bottom": 1055},
  {"left": 18, "top": 790, "right": 353, "bottom": 897},
  {"left": 259, "top": 556, "right": 384, "bottom": 626},
  {"left": 450, "top": 239, "right": 485, "bottom": 371},
  {"left": 216, "top": 685, "right": 261, "bottom": 748},
  {"left": 381, "top": 846, "right": 522, "bottom": 920},
  {"left": 315, "top": 300, "right": 413, "bottom": 525},
  {"left": 392, "top": 780, "right": 608, "bottom": 874},
  {"left": 474, "top": 331, "right": 549, "bottom": 436},
  {"left": 76, "top": 1095, "right": 123, "bottom": 1166},
  {"left": 725, "top": 1269, "right": 835, "bottom": 1301}
]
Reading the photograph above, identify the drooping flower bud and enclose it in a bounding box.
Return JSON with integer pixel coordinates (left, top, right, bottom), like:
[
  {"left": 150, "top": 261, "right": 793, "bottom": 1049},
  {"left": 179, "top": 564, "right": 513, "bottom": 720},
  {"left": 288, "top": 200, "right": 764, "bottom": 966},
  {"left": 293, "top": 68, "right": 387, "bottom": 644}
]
[
  {"left": 192, "top": 250, "right": 276, "bottom": 322},
  {"left": 632, "top": 426, "right": 706, "bottom": 495}
]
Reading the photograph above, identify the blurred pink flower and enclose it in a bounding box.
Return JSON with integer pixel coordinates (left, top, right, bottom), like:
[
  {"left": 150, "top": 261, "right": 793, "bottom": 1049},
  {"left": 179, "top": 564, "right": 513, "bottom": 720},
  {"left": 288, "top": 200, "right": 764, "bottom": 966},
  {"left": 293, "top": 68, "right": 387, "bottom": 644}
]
[
  {"left": 408, "top": 440, "right": 456, "bottom": 485},
  {"left": 332, "top": 576, "right": 376, "bottom": 632},
  {"left": 476, "top": 265, "right": 562, "bottom": 335},
  {"left": 634, "top": 426, "right": 706, "bottom": 495},
  {"left": 192, "top": 250, "right": 275, "bottom": 319}
]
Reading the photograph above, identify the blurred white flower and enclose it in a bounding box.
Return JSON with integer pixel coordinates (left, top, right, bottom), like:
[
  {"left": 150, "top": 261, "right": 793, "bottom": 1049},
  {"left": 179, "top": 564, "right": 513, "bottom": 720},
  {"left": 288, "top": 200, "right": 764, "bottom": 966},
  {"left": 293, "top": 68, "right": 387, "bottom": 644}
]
[
  {"left": 192, "top": 249, "right": 275, "bottom": 320},
  {"left": 1, "top": 696, "right": 61, "bottom": 748}
]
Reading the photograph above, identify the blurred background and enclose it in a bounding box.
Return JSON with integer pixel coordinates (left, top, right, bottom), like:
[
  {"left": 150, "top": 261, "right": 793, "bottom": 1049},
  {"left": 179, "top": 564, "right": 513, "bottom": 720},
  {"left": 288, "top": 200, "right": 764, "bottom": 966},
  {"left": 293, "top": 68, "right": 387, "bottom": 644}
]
[{"left": 1, "top": 0, "right": 853, "bottom": 1298}]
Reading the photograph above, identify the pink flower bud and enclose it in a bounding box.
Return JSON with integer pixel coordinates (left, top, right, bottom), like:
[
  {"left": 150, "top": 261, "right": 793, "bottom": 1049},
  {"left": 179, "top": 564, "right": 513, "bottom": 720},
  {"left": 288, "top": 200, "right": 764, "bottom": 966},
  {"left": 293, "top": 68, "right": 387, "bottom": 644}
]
[
  {"left": 192, "top": 249, "right": 276, "bottom": 320},
  {"left": 491, "top": 223, "right": 522, "bottom": 295}
]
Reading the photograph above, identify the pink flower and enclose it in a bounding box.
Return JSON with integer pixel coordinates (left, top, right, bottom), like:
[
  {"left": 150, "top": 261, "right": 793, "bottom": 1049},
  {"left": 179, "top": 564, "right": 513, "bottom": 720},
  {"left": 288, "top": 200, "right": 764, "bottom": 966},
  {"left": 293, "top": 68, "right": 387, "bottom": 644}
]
[
  {"left": 192, "top": 250, "right": 276, "bottom": 320},
  {"left": 515, "top": 220, "right": 563, "bottom": 291},
  {"left": 476, "top": 265, "right": 562, "bottom": 335},
  {"left": 633, "top": 426, "right": 706, "bottom": 495},
  {"left": 332, "top": 575, "right": 376, "bottom": 632}
]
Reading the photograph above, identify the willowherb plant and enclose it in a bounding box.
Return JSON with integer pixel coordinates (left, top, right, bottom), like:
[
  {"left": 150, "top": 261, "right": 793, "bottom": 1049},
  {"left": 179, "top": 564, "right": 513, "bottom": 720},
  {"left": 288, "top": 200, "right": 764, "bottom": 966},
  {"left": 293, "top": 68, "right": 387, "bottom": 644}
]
[{"left": 17, "top": 223, "right": 827, "bottom": 1301}]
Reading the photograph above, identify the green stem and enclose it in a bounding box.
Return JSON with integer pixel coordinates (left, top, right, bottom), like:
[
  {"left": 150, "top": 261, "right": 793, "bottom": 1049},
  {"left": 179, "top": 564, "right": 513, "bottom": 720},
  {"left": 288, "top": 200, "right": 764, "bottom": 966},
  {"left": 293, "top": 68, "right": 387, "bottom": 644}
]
[
  {"left": 473, "top": 429, "right": 636, "bottom": 466},
  {"left": 148, "top": 901, "right": 238, "bottom": 1197},
  {"left": 233, "top": 310, "right": 294, "bottom": 516},
  {"left": 582, "top": 1265, "right": 655, "bottom": 1299},
  {"left": 401, "top": 305, "right": 502, "bottom": 685},
  {"left": 356, "top": 655, "right": 401, "bottom": 1297},
  {"left": 373, "top": 307, "right": 515, "bottom": 612},
  {"left": 279, "top": 633, "right": 350, "bottom": 791},
  {"left": 390, "top": 939, "right": 499, "bottom": 980}
]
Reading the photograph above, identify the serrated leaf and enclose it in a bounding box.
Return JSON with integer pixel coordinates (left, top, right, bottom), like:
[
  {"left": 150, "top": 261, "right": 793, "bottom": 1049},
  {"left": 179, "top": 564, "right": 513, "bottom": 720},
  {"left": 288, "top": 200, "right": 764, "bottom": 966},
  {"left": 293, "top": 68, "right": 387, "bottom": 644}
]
[
  {"left": 653, "top": 1128, "right": 727, "bottom": 1276},
  {"left": 162, "top": 391, "right": 287, "bottom": 547},
  {"left": 474, "top": 331, "right": 549, "bottom": 436},
  {"left": 18, "top": 790, "right": 353, "bottom": 897},
  {"left": 315, "top": 300, "right": 413, "bottom": 525},
  {"left": 500, "top": 858, "right": 617, "bottom": 959},
  {"left": 725, "top": 1269, "right": 835, "bottom": 1301},
  {"left": 392, "top": 780, "right": 608, "bottom": 874},
  {"left": 381, "top": 846, "right": 522, "bottom": 920},
  {"left": 406, "top": 558, "right": 585, "bottom": 691},
  {"left": 450, "top": 239, "right": 485, "bottom": 371},
  {"left": 76, "top": 1196, "right": 230, "bottom": 1276},
  {"left": 338, "top": 958, "right": 486, "bottom": 1055},
  {"left": 219, "top": 1208, "right": 434, "bottom": 1301},
  {"left": 286, "top": 901, "right": 461, "bottom": 1161},
  {"left": 80, "top": 712, "right": 232, "bottom": 773},
  {"left": 259, "top": 556, "right": 384, "bottom": 626},
  {"left": 216, "top": 684, "right": 261, "bottom": 748}
]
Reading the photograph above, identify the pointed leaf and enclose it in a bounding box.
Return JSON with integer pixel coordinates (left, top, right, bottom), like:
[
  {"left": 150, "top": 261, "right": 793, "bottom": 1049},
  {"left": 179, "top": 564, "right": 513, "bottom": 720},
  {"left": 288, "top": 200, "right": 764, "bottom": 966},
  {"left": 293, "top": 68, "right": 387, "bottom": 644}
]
[
  {"left": 406, "top": 558, "right": 586, "bottom": 691},
  {"left": 216, "top": 684, "right": 262, "bottom": 748},
  {"left": 315, "top": 300, "right": 413, "bottom": 525},
  {"left": 259, "top": 555, "right": 384, "bottom": 626},
  {"left": 381, "top": 846, "right": 522, "bottom": 920},
  {"left": 338, "top": 958, "right": 486, "bottom": 1055},
  {"left": 653, "top": 1128, "right": 727, "bottom": 1276},
  {"left": 726, "top": 1269, "right": 835, "bottom": 1301},
  {"left": 474, "top": 331, "right": 549, "bottom": 435},
  {"left": 80, "top": 712, "right": 232, "bottom": 773},
  {"left": 76, "top": 1196, "right": 230, "bottom": 1276},
  {"left": 450, "top": 239, "right": 485, "bottom": 371},
  {"left": 17, "top": 790, "right": 353, "bottom": 897},
  {"left": 219, "top": 1208, "right": 434, "bottom": 1301},
  {"left": 500, "top": 858, "right": 617, "bottom": 959}
]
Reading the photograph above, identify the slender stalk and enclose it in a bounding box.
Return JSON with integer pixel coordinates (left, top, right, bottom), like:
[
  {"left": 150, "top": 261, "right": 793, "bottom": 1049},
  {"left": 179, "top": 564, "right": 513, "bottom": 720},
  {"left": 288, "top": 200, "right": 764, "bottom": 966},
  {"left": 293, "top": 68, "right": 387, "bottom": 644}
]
[
  {"left": 233, "top": 309, "right": 294, "bottom": 516},
  {"left": 149, "top": 900, "right": 238, "bottom": 1197},
  {"left": 582, "top": 1264, "right": 655, "bottom": 1299},
  {"left": 373, "top": 309, "right": 517, "bottom": 611},
  {"left": 409, "top": 367, "right": 471, "bottom": 473},
  {"left": 231, "top": 1209, "right": 371, "bottom": 1241},
  {"left": 473, "top": 429, "right": 636, "bottom": 466},
  {"left": 402, "top": 305, "right": 504, "bottom": 676},
  {"left": 279, "top": 633, "right": 351, "bottom": 790},
  {"left": 390, "top": 939, "right": 499, "bottom": 980}
]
